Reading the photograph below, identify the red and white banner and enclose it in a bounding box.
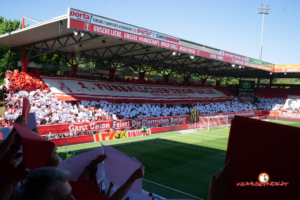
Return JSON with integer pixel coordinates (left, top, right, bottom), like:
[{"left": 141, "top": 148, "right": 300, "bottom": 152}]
[
  {"left": 271, "top": 111, "right": 300, "bottom": 119},
  {"left": 38, "top": 115, "right": 190, "bottom": 135},
  {"left": 41, "top": 76, "right": 232, "bottom": 103},
  {"left": 127, "top": 129, "right": 151, "bottom": 138},
  {"left": 68, "top": 8, "right": 180, "bottom": 44},
  {"left": 67, "top": 8, "right": 271, "bottom": 72},
  {"left": 274, "top": 64, "right": 300, "bottom": 73},
  {"left": 203, "top": 110, "right": 265, "bottom": 118}
]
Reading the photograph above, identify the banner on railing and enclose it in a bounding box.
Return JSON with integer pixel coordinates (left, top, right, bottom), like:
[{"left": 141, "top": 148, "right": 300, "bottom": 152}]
[
  {"left": 191, "top": 110, "right": 264, "bottom": 123},
  {"left": 100, "top": 129, "right": 151, "bottom": 141},
  {"left": 38, "top": 115, "right": 189, "bottom": 135}
]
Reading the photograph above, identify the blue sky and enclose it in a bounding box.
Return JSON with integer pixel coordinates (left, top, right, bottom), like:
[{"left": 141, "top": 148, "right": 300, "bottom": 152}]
[{"left": 1, "top": 0, "right": 299, "bottom": 64}]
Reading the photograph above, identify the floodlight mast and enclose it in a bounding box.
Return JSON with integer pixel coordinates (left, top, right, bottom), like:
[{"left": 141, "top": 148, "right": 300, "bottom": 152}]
[{"left": 257, "top": 4, "right": 270, "bottom": 61}]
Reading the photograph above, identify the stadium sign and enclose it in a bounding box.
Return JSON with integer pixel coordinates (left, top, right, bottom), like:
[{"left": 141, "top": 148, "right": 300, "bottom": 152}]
[
  {"left": 238, "top": 81, "right": 255, "bottom": 102},
  {"left": 239, "top": 81, "right": 255, "bottom": 92},
  {"left": 248, "top": 58, "right": 267, "bottom": 66},
  {"left": 68, "top": 8, "right": 180, "bottom": 44},
  {"left": 274, "top": 64, "right": 300, "bottom": 72},
  {"left": 67, "top": 8, "right": 273, "bottom": 72}
]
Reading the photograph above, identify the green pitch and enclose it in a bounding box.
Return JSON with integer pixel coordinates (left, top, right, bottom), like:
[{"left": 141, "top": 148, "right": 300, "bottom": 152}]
[{"left": 57, "top": 120, "right": 300, "bottom": 199}]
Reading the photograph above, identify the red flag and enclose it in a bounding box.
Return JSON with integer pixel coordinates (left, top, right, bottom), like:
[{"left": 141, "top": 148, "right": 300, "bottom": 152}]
[
  {"left": 12, "top": 123, "right": 55, "bottom": 170},
  {"left": 225, "top": 116, "right": 299, "bottom": 200}
]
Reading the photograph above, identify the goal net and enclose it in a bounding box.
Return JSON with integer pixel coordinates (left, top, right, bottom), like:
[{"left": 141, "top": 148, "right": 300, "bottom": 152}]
[{"left": 198, "top": 115, "right": 228, "bottom": 131}]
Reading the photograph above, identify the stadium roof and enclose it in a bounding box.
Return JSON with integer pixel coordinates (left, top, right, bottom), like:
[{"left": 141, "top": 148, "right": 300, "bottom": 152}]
[{"left": 0, "top": 8, "right": 299, "bottom": 79}]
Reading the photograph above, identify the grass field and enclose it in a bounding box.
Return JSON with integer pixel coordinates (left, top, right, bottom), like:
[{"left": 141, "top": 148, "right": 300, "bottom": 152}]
[{"left": 56, "top": 120, "right": 300, "bottom": 200}]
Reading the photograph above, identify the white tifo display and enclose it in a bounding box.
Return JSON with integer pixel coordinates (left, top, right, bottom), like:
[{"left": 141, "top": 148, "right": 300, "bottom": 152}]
[{"left": 198, "top": 115, "right": 228, "bottom": 131}]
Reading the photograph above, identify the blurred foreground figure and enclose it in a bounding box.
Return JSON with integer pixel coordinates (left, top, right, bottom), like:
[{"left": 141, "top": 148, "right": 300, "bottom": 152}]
[{"left": 22, "top": 167, "right": 75, "bottom": 200}]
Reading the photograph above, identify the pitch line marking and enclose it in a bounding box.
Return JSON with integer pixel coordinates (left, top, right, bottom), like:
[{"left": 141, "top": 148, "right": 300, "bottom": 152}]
[
  {"left": 155, "top": 140, "right": 226, "bottom": 155},
  {"left": 143, "top": 179, "right": 204, "bottom": 200},
  {"left": 161, "top": 132, "right": 229, "bottom": 139}
]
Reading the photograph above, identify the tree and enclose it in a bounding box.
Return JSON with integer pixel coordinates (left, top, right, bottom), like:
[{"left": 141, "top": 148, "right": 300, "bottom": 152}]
[{"left": 0, "top": 17, "right": 21, "bottom": 78}]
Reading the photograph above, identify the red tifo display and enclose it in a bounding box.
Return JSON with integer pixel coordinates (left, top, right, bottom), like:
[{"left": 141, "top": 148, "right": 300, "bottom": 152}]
[{"left": 42, "top": 76, "right": 232, "bottom": 103}]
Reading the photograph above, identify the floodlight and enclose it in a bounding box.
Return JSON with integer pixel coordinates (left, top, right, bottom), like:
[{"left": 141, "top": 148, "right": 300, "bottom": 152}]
[
  {"left": 80, "top": 32, "right": 84, "bottom": 37},
  {"left": 231, "top": 64, "right": 235, "bottom": 67},
  {"left": 74, "top": 31, "right": 78, "bottom": 36},
  {"left": 178, "top": 52, "right": 180, "bottom": 56},
  {"left": 284, "top": 72, "right": 287, "bottom": 75},
  {"left": 172, "top": 52, "right": 176, "bottom": 56},
  {"left": 258, "top": 4, "right": 270, "bottom": 60},
  {"left": 190, "top": 55, "right": 195, "bottom": 59},
  {"left": 270, "top": 72, "right": 272, "bottom": 75},
  {"left": 239, "top": 65, "right": 242, "bottom": 69}
]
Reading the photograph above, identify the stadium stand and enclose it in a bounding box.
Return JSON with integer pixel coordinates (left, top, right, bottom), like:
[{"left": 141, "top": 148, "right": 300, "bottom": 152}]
[
  {"left": 254, "top": 87, "right": 295, "bottom": 99},
  {"left": 0, "top": 70, "right": 288, "bottom": 128}
]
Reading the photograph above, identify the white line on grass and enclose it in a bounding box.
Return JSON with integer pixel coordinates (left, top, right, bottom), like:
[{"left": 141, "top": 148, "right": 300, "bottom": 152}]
[
  {"left": 155, "top": 140, "right": 226, "bottom": 155},
  {"left": 60, "top": 141, "right": 99, "bottom": 148},
  {"left": 71, "top": 139, "right": 157, "bottom": 154},
  {"left": 59, "top": 132, "right": 178, "bottom": 149},
  {"left": 111, "top": 139, "right": 156, "bottom": 146},
  {"left": 143, "top": 179, "right": 204, "bottom": 200},
  {"left": 161, "top": 132, "right": 229, "bottom": 139}
]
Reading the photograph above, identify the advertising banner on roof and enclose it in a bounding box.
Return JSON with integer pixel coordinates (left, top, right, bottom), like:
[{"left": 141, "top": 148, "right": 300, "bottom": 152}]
[
  {"left": 274, "top": 64, "right": 300, "bottom": 72},
  {"left": 41, "top": 76, "right": 232, "bottom": 103},
  {"left": 67, "top": 8, "right": 273, "bottom": 72},
  {"left": 67, "top": 8, "right": 180, "bottom": 44},
  {"left": 247, "top": 58, "right": 266, "bottom": 66}
]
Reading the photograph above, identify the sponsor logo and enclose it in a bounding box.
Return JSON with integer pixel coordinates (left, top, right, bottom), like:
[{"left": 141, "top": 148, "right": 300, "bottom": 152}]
[
  {"left": 70, "top": 11, "right": 91, "bottom": 21},
  {"left": 137, "top": 29, "right": 151, "bottom": 36},
  {"left": 101, "top": 132, "right": 127, "bottom": 141},
  {"left": 113, "top": 131, "right": 127, "bottom": 139},
  {"left": 127, "top": 129, "right": 150, "bottom": 137},
  {"left": 242, "top": 81, "right": 252, "bottom": 89}
]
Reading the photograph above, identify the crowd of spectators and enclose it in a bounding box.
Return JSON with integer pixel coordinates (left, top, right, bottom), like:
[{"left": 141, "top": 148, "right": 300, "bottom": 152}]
[
  {"left": 254, "top": 87, "right": 298, "bottom": 99},
  {"left": 1, "top": 90, "right": 286, "bottom": 127},
  {"left": 193, "top": 97, "right": 286, "bottom": 114},
  {"left": 0, "top": 69, "right": 294, "bottom": 128},
  {"left": 1, "top": 89, "right": 192, "bottom": 126},
  {"left": 42, "top": 129, "right": 91, "bottom": 140}
]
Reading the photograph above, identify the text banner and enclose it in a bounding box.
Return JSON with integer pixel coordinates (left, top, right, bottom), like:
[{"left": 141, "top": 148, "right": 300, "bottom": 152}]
[{"left": 41, "top": 76, "right": 232, "bottom": 103}]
